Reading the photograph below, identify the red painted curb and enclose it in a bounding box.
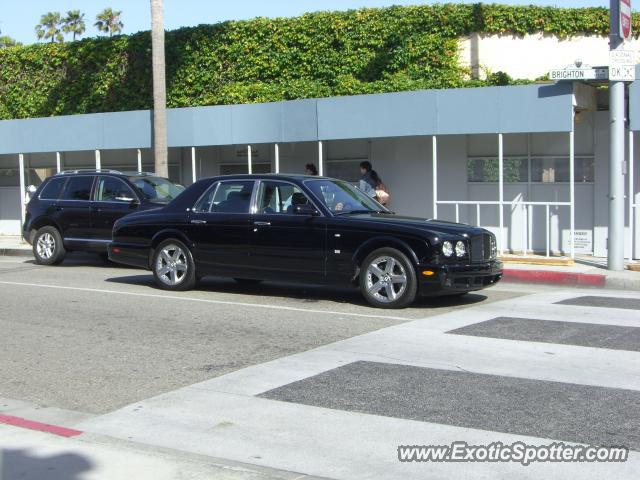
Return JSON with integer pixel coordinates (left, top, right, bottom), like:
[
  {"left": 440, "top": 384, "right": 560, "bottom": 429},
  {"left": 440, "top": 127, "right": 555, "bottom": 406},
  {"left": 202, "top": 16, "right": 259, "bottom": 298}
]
[
  {"left": 0, "top": 414, "right": 82, "bottom": 438},
  {"left": 502, "top": 269, "right": 606, "bottom": 287}
]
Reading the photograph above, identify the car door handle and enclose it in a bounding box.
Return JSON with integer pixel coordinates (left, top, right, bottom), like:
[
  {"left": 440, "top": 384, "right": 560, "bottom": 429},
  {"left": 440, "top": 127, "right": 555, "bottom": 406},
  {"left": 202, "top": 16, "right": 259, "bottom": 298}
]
[
  {"left": 253, "top": 221, "right": 271, "bottom": 226},
  {"left": 190, "top": 219, "right": 207, "bottom": 225}
]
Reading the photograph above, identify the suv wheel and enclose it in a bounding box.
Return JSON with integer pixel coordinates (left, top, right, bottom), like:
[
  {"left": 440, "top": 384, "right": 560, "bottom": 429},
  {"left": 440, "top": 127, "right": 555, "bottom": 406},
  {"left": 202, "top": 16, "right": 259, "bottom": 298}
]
[
  {"left": 33, "top": 226, "right": 66, "bottom": 265},
  {"left": 359, "top": 247, "right": 417, "bottom": 309},
  {"left": 152, "top": 239, "right": 197, "bottom": 291}
]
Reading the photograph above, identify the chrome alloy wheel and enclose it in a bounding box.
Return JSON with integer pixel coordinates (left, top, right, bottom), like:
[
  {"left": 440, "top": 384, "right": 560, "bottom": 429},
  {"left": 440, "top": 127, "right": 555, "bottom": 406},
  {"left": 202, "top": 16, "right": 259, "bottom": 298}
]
[
  {"left": 365, "top": 255, "right": 408, "bottom": 304},
  {"left": 155, "top": 244, "right": 189, "bottom": 286},
  {"left": 36, "top": 233, "right": 55, "bottom": 259}
]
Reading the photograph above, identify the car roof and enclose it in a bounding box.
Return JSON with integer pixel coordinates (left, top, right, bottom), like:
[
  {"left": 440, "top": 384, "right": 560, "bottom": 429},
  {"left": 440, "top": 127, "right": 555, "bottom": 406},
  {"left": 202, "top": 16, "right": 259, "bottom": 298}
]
[
  {"left": 54, "top": 170, "right": 158, "bottom": 178},
  {"left": 204, "top": 173, "right": 333, "bottom": 181}
]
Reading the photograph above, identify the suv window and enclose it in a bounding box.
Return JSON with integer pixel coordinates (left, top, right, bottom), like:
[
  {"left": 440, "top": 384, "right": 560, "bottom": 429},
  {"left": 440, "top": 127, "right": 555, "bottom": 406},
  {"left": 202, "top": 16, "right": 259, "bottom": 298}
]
[
  {"left": 62, "top": 176, "right": 94, "bottom": 201},
  {"left": 194, "top": 181, "right": 254, "bottom": 213},
  {"left": 257, "top": 181, "right": 310, "bottom": 214},
  {"left": 96, "top": 176, "right": 136, "bottom": 202},
  {"left": 39, "top": 178, "right": 66, "bottom": 200}
]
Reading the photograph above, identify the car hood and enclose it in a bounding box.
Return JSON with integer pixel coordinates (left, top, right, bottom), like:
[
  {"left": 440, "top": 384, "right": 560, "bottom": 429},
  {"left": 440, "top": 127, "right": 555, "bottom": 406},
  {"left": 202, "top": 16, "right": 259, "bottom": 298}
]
[{"left": 338, "top": 213, "right": 488, "bottom": 239}]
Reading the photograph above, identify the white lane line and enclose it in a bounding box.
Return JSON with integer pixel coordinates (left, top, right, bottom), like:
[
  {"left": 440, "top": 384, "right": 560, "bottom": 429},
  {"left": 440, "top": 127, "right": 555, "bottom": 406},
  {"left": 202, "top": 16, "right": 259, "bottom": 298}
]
[{"left": 0, "top": 280, "right": 410, "bottom": 321}]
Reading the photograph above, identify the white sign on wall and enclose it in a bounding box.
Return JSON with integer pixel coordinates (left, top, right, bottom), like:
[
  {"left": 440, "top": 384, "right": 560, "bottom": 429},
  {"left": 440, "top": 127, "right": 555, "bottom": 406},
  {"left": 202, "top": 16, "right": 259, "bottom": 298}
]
[
  {"left": 562, "top": 229, "right": 593, "bottom": 254},
  {"left": 609, "top": 50, "right": 636, "bottom": 81}
]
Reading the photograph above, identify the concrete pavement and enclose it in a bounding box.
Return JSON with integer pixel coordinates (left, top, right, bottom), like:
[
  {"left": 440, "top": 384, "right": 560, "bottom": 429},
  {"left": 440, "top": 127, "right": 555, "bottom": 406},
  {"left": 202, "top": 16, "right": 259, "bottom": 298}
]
[
  {"left": 75, "top": 287, "right": 640, "bottom": 479},
  {"left": 1, "top": 256, "right": 639, "bottom": 478}
]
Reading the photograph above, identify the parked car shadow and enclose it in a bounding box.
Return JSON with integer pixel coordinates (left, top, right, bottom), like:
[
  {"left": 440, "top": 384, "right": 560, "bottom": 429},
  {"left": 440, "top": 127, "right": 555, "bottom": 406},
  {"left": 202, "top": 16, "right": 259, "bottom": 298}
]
[
  {"left": 1, "top": 448, "right": 93, "bottom": 480},
  {"left": 105, "top": 274, "right": 488, "bottom": 310}
]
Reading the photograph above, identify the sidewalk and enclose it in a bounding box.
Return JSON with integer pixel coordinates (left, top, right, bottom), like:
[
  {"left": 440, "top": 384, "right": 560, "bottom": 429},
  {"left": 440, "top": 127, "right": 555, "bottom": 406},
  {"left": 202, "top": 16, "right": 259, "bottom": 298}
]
[
  {"left": 0, "top": 422, "right": 325, "bottom": 480},
  {"left": 0, "top": 236, "right": 30, "bottom": 256}
]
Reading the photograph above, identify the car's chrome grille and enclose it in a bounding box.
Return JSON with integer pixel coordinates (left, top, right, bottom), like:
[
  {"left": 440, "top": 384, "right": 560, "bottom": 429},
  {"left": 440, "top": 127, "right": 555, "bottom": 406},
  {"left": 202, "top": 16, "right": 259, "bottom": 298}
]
[{"left": 470, "top": 233, "right": 494, "bottom": 263}]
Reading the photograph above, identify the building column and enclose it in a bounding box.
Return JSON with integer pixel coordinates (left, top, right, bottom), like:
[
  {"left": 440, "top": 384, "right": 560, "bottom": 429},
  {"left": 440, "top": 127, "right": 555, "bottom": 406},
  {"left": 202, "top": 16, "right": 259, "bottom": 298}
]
[
  {"left": 318, "top": 141, "right": 324, "bottom": 176},
  {"left": 247, "top": 145, "right": 252, "bottom": 174},
  {"left": 95, "top": 150, "right": 101, "bottom": 170},
  {"left": 629, "top": 130, "right": 635, "bottom": 262},
  {"left": 569, "top": 129, "right": 575, "bottom": 259},
  {"left": 498, "top": 133, "right": 504, "bottom": 255},
  {"left": 137, "top": 149, "right": 143, "bottom": 173},
  {"left": 56, "top": 152, "right": 62, "bottom": 173},
  {"left": 432, "top": 135, "right": 438, "bottom": 219},
  {"left": 18, "top": 154, "right": 26, "bottom": 227},
  {"left": 191, "top": 147, "right": 197, "bottom": 183},
  {"left": 274, "top": 143, "right": 280, "bottom": 173}
]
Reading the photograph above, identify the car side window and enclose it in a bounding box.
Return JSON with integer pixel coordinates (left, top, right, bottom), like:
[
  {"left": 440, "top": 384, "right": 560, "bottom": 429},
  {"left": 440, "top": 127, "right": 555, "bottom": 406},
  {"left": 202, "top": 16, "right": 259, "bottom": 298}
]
[
  {"left": 61, "top": 176, "right": 94, "bottom": 201},
  {"left": 194, "top": 181, "right": 254, "bottom": 213},
  {"left": 96, "top": 177, "right": 136, "bottom": 202},
  {"left": 257, "top": 181, "right": 311, "bottom": 214},
  {"left": 39, "top": 178, "right": 66, "bottom": 200}
]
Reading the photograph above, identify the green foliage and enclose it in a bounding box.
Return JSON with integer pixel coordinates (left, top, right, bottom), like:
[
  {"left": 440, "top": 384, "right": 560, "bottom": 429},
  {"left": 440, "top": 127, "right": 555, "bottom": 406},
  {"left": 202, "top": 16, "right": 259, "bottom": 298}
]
[
  {"left": 35, "top": 12, "right": 64, "bottom": 43},
  {"left": 1, "top": 3, "right": 635, "bottom": 120},
  {"left": 63, "top": 10, "right": 86, "bottom": 41},
  {"left": 0, "top": 36, "right": 21, "bottom": 48},
  {"left": 95, "top": 8, "right": 123, "bottom": 37}
]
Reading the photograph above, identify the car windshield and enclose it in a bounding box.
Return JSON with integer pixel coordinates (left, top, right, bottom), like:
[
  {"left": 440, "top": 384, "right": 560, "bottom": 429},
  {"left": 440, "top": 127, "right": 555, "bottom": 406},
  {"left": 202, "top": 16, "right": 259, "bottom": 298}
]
[
  {"left": 129, "top": 176, "right": 185, "bottom": 203},
  {"left": 305, "top": 179, "right": 388, "bottom": 215}
]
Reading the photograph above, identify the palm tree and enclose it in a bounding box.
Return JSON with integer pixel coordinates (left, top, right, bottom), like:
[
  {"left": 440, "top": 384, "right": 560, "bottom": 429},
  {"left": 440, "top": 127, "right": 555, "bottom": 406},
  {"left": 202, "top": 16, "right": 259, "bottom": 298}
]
[
  {"left": 150, "top": 0, "right": 168, "bottom": 177},
  {"left": 63, "top": 10, "right": 86, "bottom": 41},
  {"left": 35, "top": 12, "right": 64, "bottom": 43},
  {"left": 94, "top": 8, "right": 123, "bottom": 37},
  {"left": 0, "top": 34, "right": 21, "bottom": 48}
]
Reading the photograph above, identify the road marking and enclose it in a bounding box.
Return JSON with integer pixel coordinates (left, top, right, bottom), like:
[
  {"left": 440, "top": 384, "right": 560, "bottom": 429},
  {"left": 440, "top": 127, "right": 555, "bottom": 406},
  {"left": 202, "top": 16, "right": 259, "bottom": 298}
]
[
  {"left": 0, "top": 413, "right": 82, "bottom": 438},
  {"left": 0, "top": 280, "right": 410, "bottom": 321}
]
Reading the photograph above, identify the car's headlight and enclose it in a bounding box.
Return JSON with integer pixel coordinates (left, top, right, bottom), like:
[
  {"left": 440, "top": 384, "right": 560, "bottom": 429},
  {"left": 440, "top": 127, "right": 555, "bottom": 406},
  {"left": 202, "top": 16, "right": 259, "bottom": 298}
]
[
  {"left": 442, "top": 241, "right": 454, "bottom": 257},
  {"left": 455, "top": 241, "right": 466, "bottom": 257}
]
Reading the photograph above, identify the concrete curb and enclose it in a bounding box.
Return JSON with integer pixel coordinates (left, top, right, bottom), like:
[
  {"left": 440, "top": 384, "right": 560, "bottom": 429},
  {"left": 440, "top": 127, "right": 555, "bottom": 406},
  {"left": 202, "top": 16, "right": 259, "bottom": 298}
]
[
  {"left": 0, "top": 248, "right": 31, "bottom": 257},
  {"left": 502, "top": 268, "right": 640, "bottom": 291}
]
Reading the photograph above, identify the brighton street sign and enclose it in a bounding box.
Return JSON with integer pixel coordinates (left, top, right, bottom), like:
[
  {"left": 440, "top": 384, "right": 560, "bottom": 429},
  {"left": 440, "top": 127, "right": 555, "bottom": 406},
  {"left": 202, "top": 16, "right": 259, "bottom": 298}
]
[
  {"left": 549, "top": 67, "right": 609, "bottom": 81},
  {"left": 620, "top": 0, "right": 632, "bottom": 41}
]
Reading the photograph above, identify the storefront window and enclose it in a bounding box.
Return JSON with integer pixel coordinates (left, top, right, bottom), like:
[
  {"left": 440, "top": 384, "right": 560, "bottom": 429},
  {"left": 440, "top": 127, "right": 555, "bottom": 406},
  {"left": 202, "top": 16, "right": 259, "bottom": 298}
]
[
  {"left": 531, "top": 157, "right": 594, "bottom": 183},
  {"left": 467, "top": 158, "right": 528, "bottom": 183}
]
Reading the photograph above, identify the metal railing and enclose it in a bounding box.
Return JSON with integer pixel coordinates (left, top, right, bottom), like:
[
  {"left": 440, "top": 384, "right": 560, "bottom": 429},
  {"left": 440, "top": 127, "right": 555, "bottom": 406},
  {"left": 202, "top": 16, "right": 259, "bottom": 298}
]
[{"left": 436, "top": 199, "right": 571, "bottom": 258}]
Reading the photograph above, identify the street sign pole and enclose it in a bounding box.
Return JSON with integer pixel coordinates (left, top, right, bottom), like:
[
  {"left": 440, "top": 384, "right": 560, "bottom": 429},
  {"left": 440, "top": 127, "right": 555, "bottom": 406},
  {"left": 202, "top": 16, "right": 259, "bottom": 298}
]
[{"left": 608, "top": 0, "right": 628, "bottom": 271}]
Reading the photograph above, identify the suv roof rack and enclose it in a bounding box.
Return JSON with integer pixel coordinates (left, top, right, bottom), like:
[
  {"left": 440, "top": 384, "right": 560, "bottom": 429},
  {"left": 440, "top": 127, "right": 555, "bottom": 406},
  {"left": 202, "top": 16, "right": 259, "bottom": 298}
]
[
  {"left": 56, "top": 169, "right": 123, "bottom": 175},
  {"left": 120, "top": 171, "right": 156, "bottom": 176}
]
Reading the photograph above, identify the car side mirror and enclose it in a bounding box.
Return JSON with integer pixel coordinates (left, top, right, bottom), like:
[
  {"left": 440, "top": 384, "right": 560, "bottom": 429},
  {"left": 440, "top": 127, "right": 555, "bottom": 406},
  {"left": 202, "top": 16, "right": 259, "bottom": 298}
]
[{"left": 294, "top": 204, "right": 319, "bottom": 216}]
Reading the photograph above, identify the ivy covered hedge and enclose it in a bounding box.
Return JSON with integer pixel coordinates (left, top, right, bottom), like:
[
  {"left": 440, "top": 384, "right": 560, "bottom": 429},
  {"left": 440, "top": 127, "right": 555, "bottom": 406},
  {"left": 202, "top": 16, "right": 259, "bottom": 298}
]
[{"left": 0, "top": 3, "right": 636, "bottom": 120}]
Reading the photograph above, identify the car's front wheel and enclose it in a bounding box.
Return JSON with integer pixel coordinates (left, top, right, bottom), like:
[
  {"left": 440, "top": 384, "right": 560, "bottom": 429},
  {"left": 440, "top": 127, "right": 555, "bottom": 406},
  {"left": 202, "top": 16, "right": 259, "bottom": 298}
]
[
  {"left": 33, "top": 226, "right": 66, "bottom": 265},
  {"left": 152, "top": 239, "right": 197, "bottom": 291},
  {"left": 359, "top": 247, "right": 417, "bottom": 309}
]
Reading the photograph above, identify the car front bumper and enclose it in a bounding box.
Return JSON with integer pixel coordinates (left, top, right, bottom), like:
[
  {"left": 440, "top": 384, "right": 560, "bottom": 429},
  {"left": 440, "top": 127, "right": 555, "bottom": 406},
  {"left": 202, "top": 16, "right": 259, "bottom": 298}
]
[{"left": 417, "top": 260, "right": 503, "bottom": 296}]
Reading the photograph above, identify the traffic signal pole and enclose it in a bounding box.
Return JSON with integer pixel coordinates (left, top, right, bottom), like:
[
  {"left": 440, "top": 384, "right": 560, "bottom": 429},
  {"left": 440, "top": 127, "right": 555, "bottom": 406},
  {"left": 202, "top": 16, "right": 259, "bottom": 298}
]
[{"left": 608, "top": 0, "right": 626, "bottom": 271}]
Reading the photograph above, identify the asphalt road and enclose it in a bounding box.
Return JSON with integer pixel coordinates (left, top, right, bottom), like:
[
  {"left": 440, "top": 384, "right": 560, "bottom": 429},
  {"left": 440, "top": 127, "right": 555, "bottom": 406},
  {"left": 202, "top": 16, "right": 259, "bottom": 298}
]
[{"left": 0, "top": 254, "right": 526, "bottom": 414}]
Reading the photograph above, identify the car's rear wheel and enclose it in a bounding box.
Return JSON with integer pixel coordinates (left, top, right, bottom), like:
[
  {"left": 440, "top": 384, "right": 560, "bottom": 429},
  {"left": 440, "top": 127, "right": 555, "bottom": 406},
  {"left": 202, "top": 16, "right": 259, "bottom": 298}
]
[
  {"left": 33, "top": 226, "right": 66, "bottom": 265},
  {"left": 359, "top": 247, "right": 417, "bottom": 309},
  {"left": 152, "top": 239, "right": 197, "bottom": 291}
]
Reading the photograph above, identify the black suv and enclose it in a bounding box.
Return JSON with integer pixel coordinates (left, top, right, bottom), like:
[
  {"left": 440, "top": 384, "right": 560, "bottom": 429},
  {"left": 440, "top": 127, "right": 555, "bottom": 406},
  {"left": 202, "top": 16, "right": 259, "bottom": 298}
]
[{"left": 23, "top": 170, "right": 184, "bottom": 265}]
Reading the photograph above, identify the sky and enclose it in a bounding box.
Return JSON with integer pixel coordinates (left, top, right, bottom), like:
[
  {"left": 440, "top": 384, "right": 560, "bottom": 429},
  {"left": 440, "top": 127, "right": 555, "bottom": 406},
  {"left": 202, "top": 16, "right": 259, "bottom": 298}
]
[{"left": 1, "top": 0, "right": 613, "bottom": 45}]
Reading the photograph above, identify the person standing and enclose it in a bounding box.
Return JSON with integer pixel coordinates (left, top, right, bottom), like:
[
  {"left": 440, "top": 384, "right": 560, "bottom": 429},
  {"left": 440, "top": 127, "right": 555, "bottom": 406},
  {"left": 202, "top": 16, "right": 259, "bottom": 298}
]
[{"left": 359, "top": 161, "right": 390, "bottom": 205}]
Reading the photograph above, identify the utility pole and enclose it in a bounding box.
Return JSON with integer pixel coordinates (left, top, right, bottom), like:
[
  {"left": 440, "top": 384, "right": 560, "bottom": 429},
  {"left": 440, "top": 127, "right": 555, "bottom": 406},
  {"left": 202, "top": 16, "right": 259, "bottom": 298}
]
[
  {"left": 151, "top": 0, "right": 168, "bottom": 178},
  {"left": 608, "top": 0, "right": 632, "bottom": 270}
]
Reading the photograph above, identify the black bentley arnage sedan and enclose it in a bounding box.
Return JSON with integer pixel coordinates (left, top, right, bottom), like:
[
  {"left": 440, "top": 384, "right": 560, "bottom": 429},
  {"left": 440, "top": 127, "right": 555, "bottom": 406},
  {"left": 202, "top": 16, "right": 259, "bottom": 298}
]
[{"left": 108, "top": 175, "right": 502, "bottom": 308}]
